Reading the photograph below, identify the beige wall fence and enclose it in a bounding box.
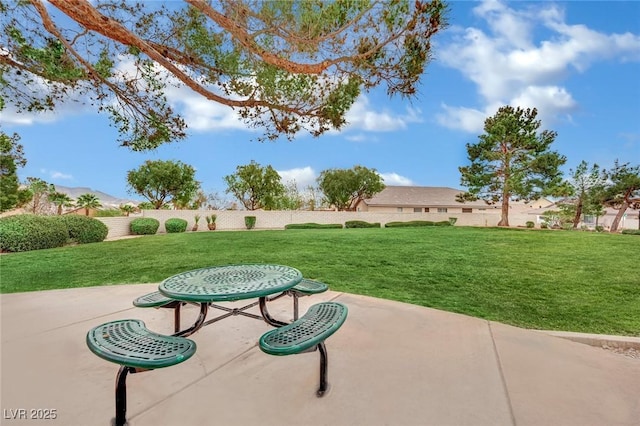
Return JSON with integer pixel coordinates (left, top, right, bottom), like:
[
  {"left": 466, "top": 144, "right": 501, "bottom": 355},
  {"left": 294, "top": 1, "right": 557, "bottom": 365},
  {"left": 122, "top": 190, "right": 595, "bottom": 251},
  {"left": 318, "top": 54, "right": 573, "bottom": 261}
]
[{"left": 95, "top": 210, "right": 640, "bottom": 240}]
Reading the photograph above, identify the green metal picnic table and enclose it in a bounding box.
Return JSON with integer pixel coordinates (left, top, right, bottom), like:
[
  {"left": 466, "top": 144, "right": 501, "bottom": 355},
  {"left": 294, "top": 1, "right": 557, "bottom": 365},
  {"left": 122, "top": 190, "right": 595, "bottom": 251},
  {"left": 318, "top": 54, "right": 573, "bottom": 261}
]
[{"left": 158, "top": 264, "right": 303, "bottom": 334}]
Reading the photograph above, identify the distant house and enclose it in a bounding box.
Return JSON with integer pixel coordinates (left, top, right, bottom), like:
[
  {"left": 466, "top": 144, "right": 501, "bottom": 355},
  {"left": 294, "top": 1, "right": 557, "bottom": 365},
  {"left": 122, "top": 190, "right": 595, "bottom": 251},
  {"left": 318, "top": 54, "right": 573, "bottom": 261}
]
[{"left": 355, "top": 186, "right": 553, "bottom": 214}]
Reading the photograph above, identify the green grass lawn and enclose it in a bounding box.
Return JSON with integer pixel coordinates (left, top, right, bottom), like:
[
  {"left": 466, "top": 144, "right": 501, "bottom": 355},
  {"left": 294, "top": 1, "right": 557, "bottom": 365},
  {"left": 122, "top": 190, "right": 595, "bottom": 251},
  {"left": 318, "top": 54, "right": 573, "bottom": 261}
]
[{"left": 1, "top": 227, "right": 638, "bottom": 336}]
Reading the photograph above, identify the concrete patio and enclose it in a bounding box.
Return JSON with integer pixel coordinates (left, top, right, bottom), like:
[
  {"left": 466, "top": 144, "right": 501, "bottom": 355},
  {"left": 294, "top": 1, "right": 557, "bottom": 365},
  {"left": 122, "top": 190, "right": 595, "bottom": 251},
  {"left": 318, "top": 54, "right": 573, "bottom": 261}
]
[{"left": 1, "top": 284, "right": 639, "bottom": 426}]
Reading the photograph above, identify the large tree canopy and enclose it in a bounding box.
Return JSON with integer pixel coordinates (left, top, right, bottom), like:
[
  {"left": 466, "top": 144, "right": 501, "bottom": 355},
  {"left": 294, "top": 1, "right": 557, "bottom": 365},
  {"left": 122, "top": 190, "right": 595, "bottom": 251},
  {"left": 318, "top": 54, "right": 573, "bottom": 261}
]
[
  {"left": 127, "top": 159, "right": 200, "bottom": 209},
  {"left": 1, "top": 0, "right": 447, "bottom": 150},
  {"left": 224, "top": 160, "right": 284, "bottom": 210},
  {"left": 458, "top": 106, "right": 566, "bottom": 227},
  {"left": 317, "top": 165, "right": 385, "bottom": 211}
]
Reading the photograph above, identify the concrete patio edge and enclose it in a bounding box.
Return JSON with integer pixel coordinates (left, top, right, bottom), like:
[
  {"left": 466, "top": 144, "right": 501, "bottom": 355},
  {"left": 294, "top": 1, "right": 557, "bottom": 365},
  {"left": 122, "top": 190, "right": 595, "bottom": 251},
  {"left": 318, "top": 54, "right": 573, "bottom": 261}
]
[{"left": 536, "top": 330, "right": 640, "bottom": 349}]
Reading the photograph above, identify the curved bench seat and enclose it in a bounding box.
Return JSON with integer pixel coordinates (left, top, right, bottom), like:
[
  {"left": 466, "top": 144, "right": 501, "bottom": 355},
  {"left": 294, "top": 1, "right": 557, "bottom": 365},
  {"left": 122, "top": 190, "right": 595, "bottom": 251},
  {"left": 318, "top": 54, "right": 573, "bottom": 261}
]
[
  {"left": 86, "top": 319, "right": 196, "bottom": 426},
  {"left": 290, "top": 279, "right": 329, "bottom": 296},
  {"left": 87, "top": 319, "right": 196, "bottom": 369},
  {"left": 132, "top": 291, "right": 175, "bottom": 308},
  {"left": 259, "top": 302, "right": 347, "bottom": 396},
  {"left": 287, "top": 279, "right": 329, "bottom": 320}
]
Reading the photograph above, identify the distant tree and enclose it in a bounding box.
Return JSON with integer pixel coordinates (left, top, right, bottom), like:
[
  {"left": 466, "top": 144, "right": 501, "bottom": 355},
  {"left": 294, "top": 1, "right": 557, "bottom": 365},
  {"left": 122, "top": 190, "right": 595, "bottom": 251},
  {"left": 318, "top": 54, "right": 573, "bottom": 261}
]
[
  {"left": 23, "top": 177, "right": 54, "bottom": 214},
  {"left": 137, "top": 201, "right": 156, "bottom": 210},
  {"left": 189, "top": 190, "right": 208, "bottom": 210},
  {"left": 126, "top": 160, "right": 200, "bottom": 209},
  {"left": 301, "top": 185, "right": 326, "bottom": 211},
  {"left": 206, "top": 191, "right": 233, "bottom": 211},
  {"left": 458, "top": 106, "right": 566, "bottom": 226},
  {"left": 317, "top": 165, "right": 385, "bottom": 211},
  {"left": 76, "top": 193, "right": 102, "bottom": 216},
  {"left": 602, "top": 160, "right": 640, "bottom": 232},
  {"left": 224, "top": 161, "right": 284, "bottom": 210},
  {"left": 540, "top": 210, "right": 564, "bottom": 229},
  {"left": 273, "top": 181, "right": 303, "bottom": 211},
  {"left": 119, "top": 204, "right": 136, "bottom": 217},
  {"left": 172, "top": 189, "right": 207, "bottom": 210},
  {"left": 0, "top": 130, "right": 27, "bottom": 212},
  {"left": 48, "top": 191, "right": 74, "bottom": 215},
  {"left": 558, "top": 161, "right": 606, "bottom": 229},
  {"left": 2, "top": 0, "right": 447, "bottom": 149},
  {"left": 584, "top": 189, "right": 607, "bottom": 228}
]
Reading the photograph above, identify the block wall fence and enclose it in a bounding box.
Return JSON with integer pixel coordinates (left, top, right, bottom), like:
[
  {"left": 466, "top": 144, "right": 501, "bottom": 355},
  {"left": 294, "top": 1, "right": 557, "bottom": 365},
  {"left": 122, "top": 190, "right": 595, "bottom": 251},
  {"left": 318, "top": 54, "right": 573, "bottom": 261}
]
[{"left": 97, "top": 210, "right": 639, "bottom": 240}]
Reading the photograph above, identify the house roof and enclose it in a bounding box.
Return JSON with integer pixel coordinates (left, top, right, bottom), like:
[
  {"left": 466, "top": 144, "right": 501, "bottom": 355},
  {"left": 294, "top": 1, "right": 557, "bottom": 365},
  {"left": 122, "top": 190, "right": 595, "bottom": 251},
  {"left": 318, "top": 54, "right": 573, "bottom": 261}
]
[{"left": 362, "top": 186, "right": 490, "bottom": 208}]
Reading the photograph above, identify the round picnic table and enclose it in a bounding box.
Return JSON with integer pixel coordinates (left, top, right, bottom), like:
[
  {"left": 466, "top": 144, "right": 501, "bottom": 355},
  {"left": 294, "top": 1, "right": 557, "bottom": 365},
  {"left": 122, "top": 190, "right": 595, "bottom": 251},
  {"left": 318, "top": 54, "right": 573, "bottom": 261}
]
[
  {"left": 159, "top": 264, "right": 303, "bottom": 302},
  {"left": 158, "top": 264, "right": 303, "bottom": 334}
]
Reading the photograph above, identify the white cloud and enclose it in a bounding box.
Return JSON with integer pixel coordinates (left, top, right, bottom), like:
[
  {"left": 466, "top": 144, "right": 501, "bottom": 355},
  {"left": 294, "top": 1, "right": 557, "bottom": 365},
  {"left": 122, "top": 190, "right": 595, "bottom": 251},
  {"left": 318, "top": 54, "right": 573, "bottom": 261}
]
[
  {"left": 378, "top": 172, "right": 415, "bottom": 186},
  {"left": 0, "top": 90, "right": 88, "bottom": 126},
  {"left": 437, "top": 0, "right": 640, "bottom": 133},
  {"left": 436, "top": 104, "right": 489, "bottom": 133},
  {"left": 277, "top": 166, "right": 317, "bottom": 189},
  {"left": 50, "top": 171, "right": 73, "bottom": 180},
  {"left": 473, "top": 0, "right": 534, "bottom": 49},
  {"left": 0, "top": 109, "right": 54, "bottom": 126},
  {"left": 38, "top": 169, "right": 73, "bottom": 181},
  {"left": 509, "top": 85, "right": 577, "bottom": 122},
  {"left": 344, "top": 96, "right": 422, "bottom": 132},
  {"left": 167, "top": 87, "right": 248, "bottom": 132}
]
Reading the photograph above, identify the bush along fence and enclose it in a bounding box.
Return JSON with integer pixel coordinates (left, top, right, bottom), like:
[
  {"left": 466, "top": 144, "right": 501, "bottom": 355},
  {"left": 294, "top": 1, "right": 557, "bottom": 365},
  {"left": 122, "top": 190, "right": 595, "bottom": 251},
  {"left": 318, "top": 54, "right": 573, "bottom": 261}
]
[
  {"left": 90, "top": 209, "right": 640, "bottom": 240},
  {"left": 2, "top": 209, "right": 637, "bottom": 252},
  {"left": 0, "top": 214, "right": 108, "bottom": 253}
]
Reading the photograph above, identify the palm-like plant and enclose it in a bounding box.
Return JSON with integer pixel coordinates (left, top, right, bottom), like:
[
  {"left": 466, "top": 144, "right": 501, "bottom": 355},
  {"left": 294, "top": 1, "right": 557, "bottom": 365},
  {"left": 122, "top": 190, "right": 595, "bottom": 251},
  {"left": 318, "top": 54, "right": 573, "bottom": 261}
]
[
  {"left": 119, "top": 204, "right": 136, "bottom": 217},
  {"left": 76, "top": 193, "right": 102, "bottom": 216},
  {"left": 48, "top": 191, "right": 74, "bottom": 215}
]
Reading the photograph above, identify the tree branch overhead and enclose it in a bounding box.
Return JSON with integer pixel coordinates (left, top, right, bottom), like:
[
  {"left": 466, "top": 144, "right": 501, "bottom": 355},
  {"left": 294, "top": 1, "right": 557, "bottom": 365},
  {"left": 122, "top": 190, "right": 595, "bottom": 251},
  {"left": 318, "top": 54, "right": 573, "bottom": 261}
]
[{"left": 1, "top": 0, "right": 447, "bottom": 149}]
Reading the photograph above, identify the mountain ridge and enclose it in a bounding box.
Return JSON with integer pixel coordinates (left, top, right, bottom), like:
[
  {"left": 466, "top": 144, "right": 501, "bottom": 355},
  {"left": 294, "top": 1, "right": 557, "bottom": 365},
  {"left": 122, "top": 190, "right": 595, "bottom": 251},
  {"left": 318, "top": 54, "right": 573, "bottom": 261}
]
[{"left": 54, "top": 185, "right": 140, "bottom": 207}]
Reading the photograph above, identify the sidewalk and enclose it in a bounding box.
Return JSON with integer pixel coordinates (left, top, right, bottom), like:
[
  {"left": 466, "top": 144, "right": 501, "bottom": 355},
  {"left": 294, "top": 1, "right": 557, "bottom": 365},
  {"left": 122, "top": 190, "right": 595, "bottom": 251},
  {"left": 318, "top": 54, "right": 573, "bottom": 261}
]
[{"left": 1, "top": 284, "right": 638, "bottom": 426}]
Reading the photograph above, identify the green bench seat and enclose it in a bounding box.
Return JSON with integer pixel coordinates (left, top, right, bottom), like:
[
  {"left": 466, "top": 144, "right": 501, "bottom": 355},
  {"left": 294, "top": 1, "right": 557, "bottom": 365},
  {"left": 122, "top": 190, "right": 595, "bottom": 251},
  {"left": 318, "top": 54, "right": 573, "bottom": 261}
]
[
  {"left": 259, "top": 302, "right": 347, "bottom": 396},
  {"left": 132, "top": 291, "right": 175, "bottom": 308},
  {"left": 287, "top": 279, "right": 329, "bottom": 320},
  {"left": 132, "top": 291, "right": 185, "bottom": 333},
  {"left": 86, "top": 319, "right": 197, "bottom": 426}
]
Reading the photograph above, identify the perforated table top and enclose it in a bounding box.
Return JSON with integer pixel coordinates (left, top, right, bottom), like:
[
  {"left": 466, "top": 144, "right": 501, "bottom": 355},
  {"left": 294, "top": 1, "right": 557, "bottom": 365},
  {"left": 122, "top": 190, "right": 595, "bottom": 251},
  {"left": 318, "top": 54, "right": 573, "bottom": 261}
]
[{"left": 159, "top": 264, "right": 303, "bottom": 302}]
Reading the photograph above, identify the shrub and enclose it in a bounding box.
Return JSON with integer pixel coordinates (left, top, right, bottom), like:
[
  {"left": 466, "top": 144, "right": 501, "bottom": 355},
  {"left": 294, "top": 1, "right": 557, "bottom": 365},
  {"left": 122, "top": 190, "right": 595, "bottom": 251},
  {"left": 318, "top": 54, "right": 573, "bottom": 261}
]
[
  {"left": 0, "top": 214, "right": 68, "bottom": 252},
  {"left": 621, "top": 229, "right": 640, "bottom": 235},
  {"left": 434, "top": 220, "right": 452, "bottom": 226},
  {"left": 245, "top": 216, "right": 256, "bottom": 230},
  {"left": 130, "top": 218, "right": 160, "bottom": 235},
  {"left": 448, "top": 217, "right": 458, "bottom": 226},
  {"left": 55, "top": 215, "right": 108, "bottom": 243},
  {"left": 384, "top": 220, "right": 451, "bottom": 228},
  {"left": 540, "top": 223, "right": 548, "bottom": 229},
  {"left": 595, "top": 226, "right": 604, "bottom": 232},
  {"left": 526, "top": 221, "right": 535, "bottom": 229},
  {"left": 345, "top": 220, "right": 380, "bottom": 228},
  {"left": 93, "top": 209, "right": 122, "bottom": 217},
  {"left": 285, "top": 223, "right": 343, "bottom": 229},
  {"left": 165, "top": 218, "right": 188, "bottom": 233},
  {"left": 540, "top": 211, "right": 562, "bottom": 229}
]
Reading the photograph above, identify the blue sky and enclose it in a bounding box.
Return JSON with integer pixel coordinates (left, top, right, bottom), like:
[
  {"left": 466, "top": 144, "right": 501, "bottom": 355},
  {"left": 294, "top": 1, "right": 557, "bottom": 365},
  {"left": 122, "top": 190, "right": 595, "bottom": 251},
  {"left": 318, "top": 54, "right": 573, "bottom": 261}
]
[{"left": 1, "top": 0, "right": 639, "bottom": 201}]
